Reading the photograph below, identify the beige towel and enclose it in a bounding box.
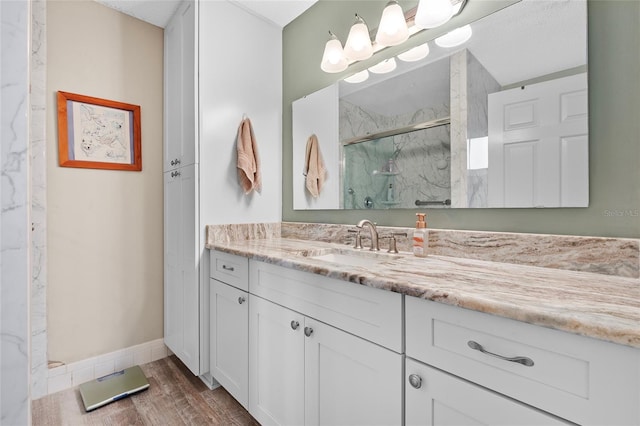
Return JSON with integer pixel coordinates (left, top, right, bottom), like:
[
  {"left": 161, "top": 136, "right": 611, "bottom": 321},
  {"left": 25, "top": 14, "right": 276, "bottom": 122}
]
[
  {"left": 303, "top": 134, "right": 326, "bottom": 198},
  {"left": 236, "top": 117, "right": 262, "bottom": 194}
]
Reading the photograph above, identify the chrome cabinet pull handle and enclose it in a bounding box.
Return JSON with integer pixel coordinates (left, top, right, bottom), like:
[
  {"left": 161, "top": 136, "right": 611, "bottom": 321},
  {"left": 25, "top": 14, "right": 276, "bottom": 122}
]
[
  {"left": 467, "top": 340, "right": 534, "bottom": 367},
  {"left": 304, "top": 327, "right": 313, "bottom": 337},
  {"left": 290, "top": 320, "right": 300, "bottom": 330},
  {"left": 408, "top": 374, "right": 422, "bottom": 389},
  {"left": 175, "top": 159, "right": 181, "bottom": 165},
  {"left": 238, "top": 296, "right": 246, "bottom": 304},
  {"left": 221, "top": 265, "right": 234, "bottom": 272}
]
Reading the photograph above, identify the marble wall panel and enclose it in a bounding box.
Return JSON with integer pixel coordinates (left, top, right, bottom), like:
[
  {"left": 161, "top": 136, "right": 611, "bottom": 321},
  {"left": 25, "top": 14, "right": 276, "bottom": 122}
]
[
  {"left": 1, "top": 0, "right": 31, "bottom": 422},
  {"left": 30, "top": 0, "right": 48, "bottom": 400}
]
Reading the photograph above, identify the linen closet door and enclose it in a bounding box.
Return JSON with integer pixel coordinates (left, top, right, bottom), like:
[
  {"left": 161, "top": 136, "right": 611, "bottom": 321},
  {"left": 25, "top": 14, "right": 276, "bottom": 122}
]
[{"left": 163, "top": 164, "right": 199, "bottom": 375}]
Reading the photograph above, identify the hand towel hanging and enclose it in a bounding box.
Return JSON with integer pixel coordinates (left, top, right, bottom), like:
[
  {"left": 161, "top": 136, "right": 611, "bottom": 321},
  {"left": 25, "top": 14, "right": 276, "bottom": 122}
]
[
  {"left": 303, "top": 134, "right": 326, "bottom": 198},
  {"left": 236, "top": 117, "right": 262, "bottom": 194}
]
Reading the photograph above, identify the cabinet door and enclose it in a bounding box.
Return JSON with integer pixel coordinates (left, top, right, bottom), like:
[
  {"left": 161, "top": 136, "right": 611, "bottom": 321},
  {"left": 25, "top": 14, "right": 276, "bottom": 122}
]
[
  {"left": 304, "top": 319, "right": 402, "bottom": 426},
  {"left": 405, "top": 358, "right": 571, "bottom": 426},
  {"left": 164, "top": 0, "right": 196, "bottom": 172},
  {"left": 210, "top": 279, "right": 248, "bottom": 409},
  {"left": 163, "top": 164, "right": 199, "bottom": 375},
  {"left": 249, "top": 295, "right": 304, "bottom": 426}
]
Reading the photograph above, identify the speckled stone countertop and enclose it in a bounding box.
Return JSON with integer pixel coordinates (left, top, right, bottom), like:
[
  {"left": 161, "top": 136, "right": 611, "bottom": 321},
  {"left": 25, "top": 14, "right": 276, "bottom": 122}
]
[{"left": 207, "top": 237, "right": 640, "bottom": 349}]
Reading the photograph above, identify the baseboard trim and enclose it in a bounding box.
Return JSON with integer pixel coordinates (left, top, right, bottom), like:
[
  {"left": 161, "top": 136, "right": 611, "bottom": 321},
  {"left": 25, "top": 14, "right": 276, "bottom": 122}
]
[{"left": 43, "top": 338, "right": 168, "bottom": 397}]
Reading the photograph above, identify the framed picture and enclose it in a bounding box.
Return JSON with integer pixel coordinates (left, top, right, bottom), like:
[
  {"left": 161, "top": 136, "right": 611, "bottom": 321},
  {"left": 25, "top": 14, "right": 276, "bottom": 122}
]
[{"left": 57, "top": 91, "right": 142, "bottom": 171}]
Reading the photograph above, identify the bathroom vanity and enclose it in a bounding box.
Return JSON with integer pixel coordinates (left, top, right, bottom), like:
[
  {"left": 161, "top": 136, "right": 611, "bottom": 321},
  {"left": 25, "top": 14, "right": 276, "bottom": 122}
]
[{"left": 206, "top": 226, "right": 640, "bottom": 426}]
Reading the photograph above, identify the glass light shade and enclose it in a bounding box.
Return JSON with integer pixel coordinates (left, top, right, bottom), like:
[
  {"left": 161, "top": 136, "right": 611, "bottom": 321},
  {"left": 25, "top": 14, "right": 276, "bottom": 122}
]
[
  {"left": 321, "top": 33, "right": 348, "bottom": 73},
  {"left": 368, "top": 57, "right": 397, "bottom": 74},
  {"left": 397, "top": 42, "right": 430, "bottom": 62},
  {"left": 414, "top": 0, "right": 454, "bottom": 29},
  {"left": 344, "top": 69, "right": 369, "bottom": 83},
  {"left": 344, "top": 15, "right": 373, "bottom": 61},
  {"left": 435, "top": 24, "right": 472, "bottom": 48},
  {"left": 375, "top": 1, "right": 409, "bottom": 47}
]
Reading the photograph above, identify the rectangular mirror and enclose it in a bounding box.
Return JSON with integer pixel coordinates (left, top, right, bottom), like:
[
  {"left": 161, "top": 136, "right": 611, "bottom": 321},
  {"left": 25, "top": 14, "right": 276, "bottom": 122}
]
[{"left": 292, "top": 0, "right": 588, "bottom": 210}]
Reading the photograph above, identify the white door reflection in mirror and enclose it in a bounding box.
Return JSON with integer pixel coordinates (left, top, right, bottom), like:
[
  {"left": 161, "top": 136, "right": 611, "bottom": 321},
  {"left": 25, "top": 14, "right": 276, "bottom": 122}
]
[{"left": 488, "top": 73, "right": 588, "bottom": 208}]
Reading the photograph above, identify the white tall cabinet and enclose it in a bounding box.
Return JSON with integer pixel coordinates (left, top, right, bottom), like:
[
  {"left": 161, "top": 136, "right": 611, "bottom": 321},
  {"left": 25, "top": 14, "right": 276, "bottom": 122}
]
[
  {"left": 164, "top": 0, "right": 282, "bottom": 379},
  {"left": 164, "top": 0, "right": 200, "bottom": 375}
]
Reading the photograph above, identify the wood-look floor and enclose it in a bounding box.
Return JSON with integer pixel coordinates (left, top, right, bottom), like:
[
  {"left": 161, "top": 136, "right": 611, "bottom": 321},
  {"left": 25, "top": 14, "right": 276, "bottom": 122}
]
[{"left": 32, "top": 355, "right": 259, "bottom": 425}]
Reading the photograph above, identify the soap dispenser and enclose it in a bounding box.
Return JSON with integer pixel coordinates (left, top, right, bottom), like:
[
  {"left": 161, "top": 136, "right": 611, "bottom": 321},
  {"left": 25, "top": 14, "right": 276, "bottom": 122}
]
[{"left": 413, "top": 213, "right": 428, "bottom": 257}]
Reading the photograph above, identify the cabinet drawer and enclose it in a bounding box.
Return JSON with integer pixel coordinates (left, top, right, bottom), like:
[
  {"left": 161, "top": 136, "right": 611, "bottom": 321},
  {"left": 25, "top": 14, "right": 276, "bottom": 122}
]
[
  {"left": 406, "top": 297, "right": 640, "bottom": 425},
  {"left": 250, "top": 260, "right": 403, "bottom": 353},
  {"left": 406, "top": 357, "right": 570, "bottom": 425},
  {"left": 210, "top": 250, "right": 249, "bottom": 291}
]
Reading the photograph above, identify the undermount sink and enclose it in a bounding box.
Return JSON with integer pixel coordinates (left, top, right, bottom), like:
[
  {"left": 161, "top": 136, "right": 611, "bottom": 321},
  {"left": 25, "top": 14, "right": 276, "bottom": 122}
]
[
  {"left": 310, "top": 253, "right": 380, "bottom": 268},
  {"left": 309, "top": 250, "right": 399, "bottom": 268}
]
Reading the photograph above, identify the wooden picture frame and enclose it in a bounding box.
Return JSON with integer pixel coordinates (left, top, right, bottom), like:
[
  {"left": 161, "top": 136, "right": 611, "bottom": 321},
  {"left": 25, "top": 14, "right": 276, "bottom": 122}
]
[{"left": 57, "top": 91, "right": 142, "bottom": 171}]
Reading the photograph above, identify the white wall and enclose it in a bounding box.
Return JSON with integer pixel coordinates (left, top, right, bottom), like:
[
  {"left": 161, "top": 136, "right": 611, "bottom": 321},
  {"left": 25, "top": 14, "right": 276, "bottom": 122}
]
[
  {"left": 292, "top": 84, "right": 340, "bottom": 210},
  {"left": 199, "top": 0, "right": 282, "bottom": 227},
  {"left": 47, "top": 0, "right": 164, "bottom": 364},
  {"left": 1, "top": 0, "right": 31, "bottom": 422}
]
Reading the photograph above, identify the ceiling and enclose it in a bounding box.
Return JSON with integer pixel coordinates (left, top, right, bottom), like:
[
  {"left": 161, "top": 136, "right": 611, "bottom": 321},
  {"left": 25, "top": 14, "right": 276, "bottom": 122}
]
[{"left": 96, "top": 0, "right": 318, "bottom": 28}]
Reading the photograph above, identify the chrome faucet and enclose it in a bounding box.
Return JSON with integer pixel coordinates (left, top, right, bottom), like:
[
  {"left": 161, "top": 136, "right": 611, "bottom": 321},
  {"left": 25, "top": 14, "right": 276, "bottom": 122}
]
[{"left": 356, "top": 219, "right": 379, "bottom": 251}]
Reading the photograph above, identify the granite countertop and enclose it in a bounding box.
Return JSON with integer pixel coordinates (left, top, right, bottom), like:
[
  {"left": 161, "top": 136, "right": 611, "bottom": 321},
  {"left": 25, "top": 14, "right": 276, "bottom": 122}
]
[{"left": 207, "top": 237, "right": 640, "bottom": 349}]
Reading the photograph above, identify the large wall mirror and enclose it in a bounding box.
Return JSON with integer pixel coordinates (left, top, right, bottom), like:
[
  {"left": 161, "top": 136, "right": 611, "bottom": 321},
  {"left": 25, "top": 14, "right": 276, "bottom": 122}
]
[{"left": 293, "top": 0, "right": 588, "bottom": 210}]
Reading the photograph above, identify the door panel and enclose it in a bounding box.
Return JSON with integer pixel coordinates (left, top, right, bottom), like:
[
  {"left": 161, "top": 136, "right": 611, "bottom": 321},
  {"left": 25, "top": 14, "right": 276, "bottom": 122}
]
[
  {"left": 249, "top": 295, "right": 304, "bottom": 426},
  {"left": 304, "top": 319, "right": 402, "bottom": 426}
]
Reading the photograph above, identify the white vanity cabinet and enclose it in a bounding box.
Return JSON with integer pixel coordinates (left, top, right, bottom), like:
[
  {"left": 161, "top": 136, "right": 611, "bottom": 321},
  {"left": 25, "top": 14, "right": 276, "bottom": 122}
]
[
  {"left": 248, "top": 261, "right": 403, "bottom": 426},
  {"left": 406, "top": 296, "right": 640, "bottom": 426},
  {"left": 209, "top": 250, "right": 249, "bottom": 409}
]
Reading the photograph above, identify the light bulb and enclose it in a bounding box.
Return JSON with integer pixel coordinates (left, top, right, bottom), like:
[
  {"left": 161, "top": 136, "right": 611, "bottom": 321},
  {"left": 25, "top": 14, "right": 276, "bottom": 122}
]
[
  {"left": 321, "top": 32, "right": 348, "bottom": 73},
  {"left": 414, "top": 0, "right": 454, "bottom": 29},
  {"left": 344, "top": 70, "right": 370, "bottom": 83},
  {"left": 344, "top": 15, "right": 373, "bottom": 61},
  {"left": 397, "top": 42, "right": 430, "bottom": 62},
  {"left": 435, "top": 25, "right": 472, "bottom": 48},
  {"left": 375, "top": 1, "right": 409, "bottom": 47},
  {"left": 369, "top": 58, "right": 397, "bottom": 74}
]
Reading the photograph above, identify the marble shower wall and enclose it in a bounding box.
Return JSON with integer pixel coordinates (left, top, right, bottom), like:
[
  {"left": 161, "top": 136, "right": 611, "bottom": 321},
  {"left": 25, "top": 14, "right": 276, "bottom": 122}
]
[
  {"left": 1, "top": 0, "right": 31, "bottom": 423},
  {"left": 450, "top": 49, "right": 501, "bottom": 208},
  {"left": 340, "top": 100, "right": 450, "bottom": 209}
]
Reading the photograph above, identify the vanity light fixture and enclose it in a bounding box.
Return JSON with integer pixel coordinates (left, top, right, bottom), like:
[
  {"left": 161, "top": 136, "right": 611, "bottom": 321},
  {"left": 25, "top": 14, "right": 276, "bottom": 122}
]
[
  {"left": 435, "top": 24, "right": 472, "bottom": 48},
  {"left": 369, "top": 57, "right": 397, "bottom": 74},
  {"left": 319, "top": 0, "right": 467, "bottom": 73},
  {"left": 344, "top": 69, "right": 370, "bottom": 83},
  {"left": 397, "top": 42, "right": 430, "bottom": 62},
  {"left": 321, "top": 31, "right": 349, "bottom": 73},
  {"left": 375, "top": 1, "right": 409, "bottom": 47},
  {"left": 415, "top": 0, "right": 454, "bottom": 29},
  {"left": 344, "top": 14, "right": 374, "bottom": 61}
]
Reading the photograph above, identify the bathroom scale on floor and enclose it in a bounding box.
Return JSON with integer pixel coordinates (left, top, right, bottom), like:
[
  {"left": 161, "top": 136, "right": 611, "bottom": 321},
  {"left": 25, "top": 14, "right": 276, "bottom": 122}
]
[{"left": 79, "top": 365, "right": 149, "bottom": 412}]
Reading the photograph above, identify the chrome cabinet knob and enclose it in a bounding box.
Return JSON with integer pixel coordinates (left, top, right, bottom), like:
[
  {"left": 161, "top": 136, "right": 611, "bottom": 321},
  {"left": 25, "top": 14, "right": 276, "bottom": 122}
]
[
  {"left": 408, "top": 374, "right": 422, "bottom": 389},
  {"left": 304, "top": 326, "right": 313, "bottom": 337},
  {"left": 238, "top": 296, "right": 246, "bottom": 304},
  {"left": 290, "top": 320, "right": 300, "bottom": 330}
]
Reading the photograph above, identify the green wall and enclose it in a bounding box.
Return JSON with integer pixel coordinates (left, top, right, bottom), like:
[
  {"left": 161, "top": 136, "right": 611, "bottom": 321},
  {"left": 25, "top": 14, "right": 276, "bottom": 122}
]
[{"left": 282, "top": 0, "right": 640, "bottom": 238}]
